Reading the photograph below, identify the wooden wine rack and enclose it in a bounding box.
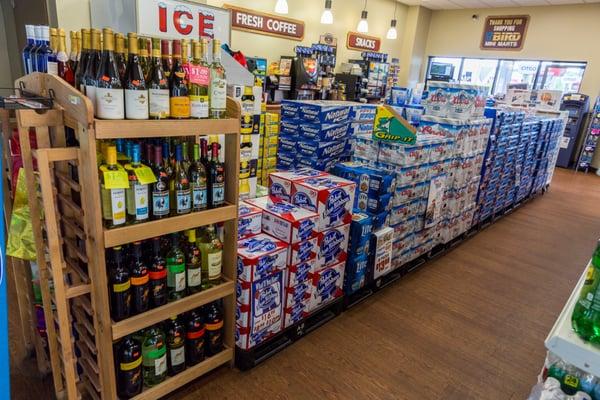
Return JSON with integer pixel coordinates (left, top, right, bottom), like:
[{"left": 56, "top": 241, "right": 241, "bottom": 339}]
[{"left": 16, "top": 72, "right": 240, "bottom": 400}]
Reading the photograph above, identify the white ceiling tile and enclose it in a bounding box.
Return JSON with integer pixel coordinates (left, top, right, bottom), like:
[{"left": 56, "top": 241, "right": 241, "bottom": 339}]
[
  {"left": 513, "top": 0, "right": 550, "bottom": 5},
  {"left": 546, "top": 0, "right": 584, "bottom": 3},
  {"left": 450, "top": 0, "right": 490, "bottom": 7}
]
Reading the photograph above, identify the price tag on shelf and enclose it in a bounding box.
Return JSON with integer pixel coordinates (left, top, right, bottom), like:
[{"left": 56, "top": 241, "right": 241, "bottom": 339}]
[{"left": 100, "top": 165, "right": 129, "bottom": 189}]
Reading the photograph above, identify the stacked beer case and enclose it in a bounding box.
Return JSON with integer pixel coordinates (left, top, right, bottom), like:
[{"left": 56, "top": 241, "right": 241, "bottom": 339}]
[{"left": 257, "top": 112, "right": 280, "bottom": 186}]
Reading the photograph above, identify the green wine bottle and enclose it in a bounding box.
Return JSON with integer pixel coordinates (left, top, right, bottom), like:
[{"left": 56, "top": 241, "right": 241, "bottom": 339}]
[
  {"left": 185, "top": 229, "right": 202, "bottom": 294},
  {"left": 141, "top": 325, "right": 167, "bottom": 387},
  {"left": 166, "top": 233, "right": 186, "bottom": 301}
]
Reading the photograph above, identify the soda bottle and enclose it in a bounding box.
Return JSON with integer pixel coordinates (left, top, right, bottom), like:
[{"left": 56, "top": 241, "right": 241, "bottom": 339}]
[
  {"left": 572, "top": 241, "right": 600, "bottom": 343},
  {"left": 116, "top": 336, "right": 143, "bottom": 398}
]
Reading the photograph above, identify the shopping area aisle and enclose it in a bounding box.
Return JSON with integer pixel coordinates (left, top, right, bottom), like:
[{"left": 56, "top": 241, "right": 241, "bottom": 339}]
[{"left": 10, "top": 169, "right": 600, "bottom": 400}]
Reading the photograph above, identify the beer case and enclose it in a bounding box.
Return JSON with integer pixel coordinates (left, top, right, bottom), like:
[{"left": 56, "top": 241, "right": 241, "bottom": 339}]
[
  {"left": 296, "top": 139, "right": 348, "bottom": 159},
  {"left": 292, "top": 175, "right": 356, "bottom": 232},
  {"left": 281, "top": 100, "right": 352, "bottom": 124},
  {"left": 246, "top": 196, "right": 318, "bottom": 244},
  {"left": 286, "top": 257, "right": 317, "bottom": 287},
  {"left": 238, "top": 201, "right": 262, "bottom": 239},
  {"left": 371, "top": 227, "right": 394, "bottom": 280},
  {"left": 284, "top": 280, "right": 312, "bottom": 308},
  {"left": 268, "top": 168, "right": 326, "bottom": 202},
  {"left": 283, "top": 296, "right": 312, "bottom": 328},
  {"left": 237, "top": 233, "right": 288, "bottom": 282},
  {"left": 316, "top": 223, "right": 350, "bottom": 270},
  {"left": 309, "top": 261, "right": 345, "bottom": 312},
  {"left": 287, "top": 237, "right": 318, "bottom": 265}
]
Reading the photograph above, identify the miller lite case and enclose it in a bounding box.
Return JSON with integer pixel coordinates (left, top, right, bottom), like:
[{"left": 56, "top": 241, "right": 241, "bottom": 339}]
[
  {"left": 238, "top": 201, "right": 262, "bottom": 239},
  {"left": 246, "top": 196, "right": 318, "bottom": 244},
  {"left": 309, "top": 261, "right": 345, "bottom": 312},
  {"left": 292, "top": 175, "right": 356, "bottom": 232},
  {"left": 237, "top": 233, "right": 288, "bottom": 282},
  {"left": 268, "top": 168, "right": 326, "bottom": 202},
  {"left": 316, "top": 223, "right": 350, "bottom": 270}
]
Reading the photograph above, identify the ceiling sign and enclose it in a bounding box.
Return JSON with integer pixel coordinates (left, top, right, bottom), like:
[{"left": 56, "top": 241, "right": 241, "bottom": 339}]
[
  {"left": 481, "top": 15, "right": 529, "bottom": 51},
  {"left": 347, "top": 32, "right": 381, "bottom": 52},
  {"left": 223, "top": 4, "right": 305, "bottom": 41}
]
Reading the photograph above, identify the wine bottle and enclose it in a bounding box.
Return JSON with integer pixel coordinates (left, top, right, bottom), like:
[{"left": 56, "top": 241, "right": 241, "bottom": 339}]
[
  {"left": 139, "top": 37, "right": 151, "bottom": 83},
  {"left": 161, "top": 39, "right": 173, "bottom": 79},
  {"left": 209, "top": 39, "right": 227, "bottom": 119},
  {"left": 36, "top": 26, "right": 55, "bottom": 74},
  {"left": 197, "top": 225, "right": 222, "bottom": 289},
  {"left": 57, "top": 29, "right": 75, "bottom": 86},
  {"left": 30, "top": 25, "right": 42, "bottom": 73},
  {"left": 166, "top": 233, "right": 186, "bottom": 301},
  {"left": 69, "top": 30, "right": 79, "bottom": 73},
  {"left": 204, "top": 300, "right": 224, "bottom": 356},
  {"left": 188, "top": 39, "right": 210, "bottom": 119},
  {"left": 185, "top": 229, "right": 202, "bottom": 294},
  {"left": 181, "top": 141, "right": 191, "bottom": 173},
  {"left": 169, "top": 40, "right": 190, "bottom": 119},
  {"left": 151, "top": 145, "right": 170, "bottom": 220},
  {"left": 83, "top": 29, "right": 101, "bottom": 111},
  {"left": 100, "top": 146, "right": 127, "bottom": 228},
  {"left": 130, "top": 241, "right": 150, "bottom": 315},
  {"left": 171, "top": 144, "right": 191, "bottom": 215},
  {"left": 190, "top": 143, "right": 208, "bottom": 212},
  {"left": 208, "top": 142, "right": 225, "bottom": 208},
  {"left": 125, "top": 144, "right": 150, "bottom": 223},
  {"left": 164, "top": 316, "right": 186, "bottom": 376},
  {"left": 96, "top": 28, "right": 124, "bottom": 119},
  {"left": 116, "top": 336, "right": 143, "bottom": 398},
  {"left": 185, "top": 309, "right": 205, "bottom": 366},
  {"left": 109, "top": 246, "right": 131, "bottom": 321},
  {"left": 75, "top": 29, "right": 91, "bottom": 92},
  {"left": 47, "top": 27, "right": 58, "bottom": 75},
  {"left": 162, "top": 141, "right": 173, "bottom": 178},
  {"left": 148, "top": 237, "right": 167, "bottom": 308},
  {"left": 115, "top": 33, "right": 127, "bottom": 85},
  {"left": 148, "top": 37, "right": 170, "bottom": 119},
  {"left": 124, "top": 33, "right": 149, "bottom": 120},
  {"left": 141, "top": 325, "right": 167, "bottom": 387},
  {"left": 22, "top": 25, "right": 35, "bottom": 75}
]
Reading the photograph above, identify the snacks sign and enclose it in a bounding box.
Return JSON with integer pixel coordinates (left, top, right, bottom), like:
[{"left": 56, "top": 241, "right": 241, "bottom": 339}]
[
  {"left": 346, "top": 32, "right": 381, "bottom": 52},
  {"left": 481, "top": 15, "right": 529, "bottom": 50},
  {"left": 223, "top": 5, "right": 305, "bottom": 40}
]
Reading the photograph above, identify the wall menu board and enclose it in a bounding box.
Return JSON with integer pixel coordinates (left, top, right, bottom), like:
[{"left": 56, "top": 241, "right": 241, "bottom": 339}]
[
  {"left": 136, "top": 0, "right": 231, "bottom": 44},
  {"left": 480, "top": 15, "right": 529, "bottom": 50},
  {"left": 223, "top": 4, "right": 305, "bottom": 41}
]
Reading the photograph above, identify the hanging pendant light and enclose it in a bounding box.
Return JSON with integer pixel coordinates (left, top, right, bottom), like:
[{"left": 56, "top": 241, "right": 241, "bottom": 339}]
[
  {"left": 356, "top": 1, "right": 369, "bottom": 33},
  {"left": 321, "top": 0, "right": 333, "bottom": 24},
  {"left": 275, "top": 0, "right": 289, "bottom": 14},
  {"left": 387, "top": 3, "right": 398, "bottom": 39}
]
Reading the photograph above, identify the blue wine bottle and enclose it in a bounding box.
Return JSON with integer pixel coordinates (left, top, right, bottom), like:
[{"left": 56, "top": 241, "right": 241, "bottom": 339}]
[{"left": 22, "top": 25, "right": 35, "bottom": 75}]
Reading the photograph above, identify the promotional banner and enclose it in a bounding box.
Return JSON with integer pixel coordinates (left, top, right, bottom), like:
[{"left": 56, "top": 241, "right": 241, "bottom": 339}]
[
  {"left": 223, "top": 5, "right": 305, "bottom": 41},
  {"left": 480, "top": 15, "right": 529, "bottom": 50},
  {"left": 346, "top": 32, "right": 381, "bottom": 52}
]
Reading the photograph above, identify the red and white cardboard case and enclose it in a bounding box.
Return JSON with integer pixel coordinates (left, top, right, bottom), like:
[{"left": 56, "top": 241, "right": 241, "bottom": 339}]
[
  {"left": 246, "top": 196, "right": 318, "bottom": 244},
  {"left": 287, "top": 236, "right": 318, "bottom": 266},
  {"left": 268, "top": 168, "right": 327, "bottom": 203},
  {"left": 237, "top": 233, "right": 288, "bottom": 282},
  {"left": 316, "top": 223, "right": 350, "bottom": 270},
  {"left": 292, "top": 175, "right": 356, "bottom": 232},
  {"left": 309, "top": 261, "right": 345, "bottom": 312},
  {"left": 238, "top": 201, "right": 262, "bottom": 239}
]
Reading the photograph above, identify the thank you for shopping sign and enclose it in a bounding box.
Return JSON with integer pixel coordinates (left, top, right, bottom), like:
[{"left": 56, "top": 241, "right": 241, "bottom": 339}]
[{"left": 481, "top": 15, "right": 529, "bottom": 50}]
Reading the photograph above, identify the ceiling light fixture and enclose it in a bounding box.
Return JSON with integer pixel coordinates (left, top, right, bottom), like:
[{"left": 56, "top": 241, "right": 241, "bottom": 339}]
[
  {"left": 275, "top": 0, "right": 289, "bottom": 14},
  {"left": 386, "top": 2, "right": 398, "bottom": 39},
  {"left": 321, "top": 0, "right": 333, "bottom": 24},
  {"left": 356, "top": 0, "right": 369, "bottom": 33}
]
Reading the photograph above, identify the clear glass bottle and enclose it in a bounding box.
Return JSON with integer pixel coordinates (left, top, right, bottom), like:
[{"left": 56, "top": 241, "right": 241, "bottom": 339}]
[
  {"left": 197, "top": 224, "right": 223, "bottom": 289},
  {"left": 125, "top": 144, "right": 150, "bottom": 224},
  {"left": 141, "top": 325, "right": 167, "bottom": 387},
  {"left": 209, "top": 39, "right": 227, "bottom": 119}
]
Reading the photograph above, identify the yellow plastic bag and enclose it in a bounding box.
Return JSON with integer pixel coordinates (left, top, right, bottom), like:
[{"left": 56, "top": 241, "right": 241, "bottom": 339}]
[{"left": 6, "top": 168, "right": 36, "bottom": 260}]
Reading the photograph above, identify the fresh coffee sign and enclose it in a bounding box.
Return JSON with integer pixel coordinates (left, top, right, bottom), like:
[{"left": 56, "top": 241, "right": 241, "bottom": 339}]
[
  {"left": 347, "top": 32, "right": 381, "bottom": 52},
  {"left": 224, "top": 5, "right": 305, "bottom": 40},
  {"left": 481, "top": 15, "right": 529, "bottom": 50}
]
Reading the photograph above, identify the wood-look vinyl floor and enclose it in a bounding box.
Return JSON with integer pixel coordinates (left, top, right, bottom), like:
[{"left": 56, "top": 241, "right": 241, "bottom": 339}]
[{"left": 10, "top": 168, "right": 600, "bottom": 400}]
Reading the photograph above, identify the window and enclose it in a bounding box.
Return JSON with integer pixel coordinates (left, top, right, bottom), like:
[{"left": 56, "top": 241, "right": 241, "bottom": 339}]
[
  {"left": 426, "top": 57, "right": 461, "bottom": 81},
  {"left": 536, "top": 61, "right": 587, "bottom": 93},
  {"left": 460, "top": 58, "right": 498, "bottom": 93},
  {"left": 494, "top": 60, "right": 539, "bottom": 95}
]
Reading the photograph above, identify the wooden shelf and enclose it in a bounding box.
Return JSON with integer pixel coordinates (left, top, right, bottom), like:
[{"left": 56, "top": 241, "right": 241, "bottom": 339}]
[
  {"left": 103, "top": 204, "right": 237, "bottom": 248},
  {"left": 131, "top": 347, "right": 233, "bottom": 400},
  {"left": 93, "top": 118, "right": 240, "bottom": 139},
  {"left": 112, "top": 279, "right": 235, "bottom": 340}
]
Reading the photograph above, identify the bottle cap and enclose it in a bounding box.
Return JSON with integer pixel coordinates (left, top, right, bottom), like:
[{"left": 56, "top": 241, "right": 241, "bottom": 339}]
[
  {"left": 34, "top": 25, "right": 42, "bottom": 40},
  {"left": 161, "top": 39, "right": 170, "bottom": 56},
  {"left": 187, "top": 229, "right": 196, "bottom": 242},
  {"left": 25, "top": 25, "right": 34, "bottom": 39},
  {"left": 106, "top": 146, "right": 117, "bottom": 165},
  {"left": 41, "top": 26, "right": 50, "bottom": 40},
  {"left": 132, "top": 144, "right": 141, "bottom": 164}
]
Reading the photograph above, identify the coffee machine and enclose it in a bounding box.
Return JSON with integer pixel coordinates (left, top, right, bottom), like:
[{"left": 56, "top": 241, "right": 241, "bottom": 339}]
[{"left": 291, "top": 46, "right": 319, "bottom": 100}]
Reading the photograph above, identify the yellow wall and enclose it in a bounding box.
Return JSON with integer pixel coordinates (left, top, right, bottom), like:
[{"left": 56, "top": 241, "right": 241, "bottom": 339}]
[
  {"left": 206, "top": 0, "right": 407, "bottom": 70},
  {"left": 399, "top": 5, "right": 431, "bottom": 88},
  {"left": 424, "top": 3, "right": 600, "bottom": 98}
]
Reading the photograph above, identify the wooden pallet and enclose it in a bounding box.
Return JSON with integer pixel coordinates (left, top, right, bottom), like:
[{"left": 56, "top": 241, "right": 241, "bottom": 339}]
[{"left": 16, "top": 72, "right": 240, "bottom": 400}]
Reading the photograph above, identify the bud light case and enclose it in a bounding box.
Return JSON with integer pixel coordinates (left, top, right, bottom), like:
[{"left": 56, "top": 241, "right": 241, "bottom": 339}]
[
  {"left": 238, "top": 201, "right": 262, "bottom": 240},
  {"left": 292, "top": 175, "right": 356, "bottom": 232},
  {"left": 287, "top": 237, "right": 318, "bottom": 265},
  {"left": 268, "top": 168, "right": 327, "bottom": 203},
  {"left": 246, "top": 196, "right": 318, "bottom": 244},
  {"left": 309, "top": 261, "right": 345, "bottom": 312},
  {"left": 235, "top": 271, "right": 284, "bottom": 350},
  {"left": 316, "top": 223, "right": 350, "bottom": 271},
  {"left": 237, "top": 233, "right": 288, "bottom": 282}
]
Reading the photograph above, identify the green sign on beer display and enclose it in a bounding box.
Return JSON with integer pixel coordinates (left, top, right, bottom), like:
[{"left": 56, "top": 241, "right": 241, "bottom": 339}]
[{"left": 372, "top": 105, "right": 417, "bottom": 144}]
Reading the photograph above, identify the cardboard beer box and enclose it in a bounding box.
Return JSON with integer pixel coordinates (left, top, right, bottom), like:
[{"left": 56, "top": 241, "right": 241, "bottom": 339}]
[
  {"left": 268, "top": 168, "right": 327, "bottom": 202},
  {"left": 292, "top": 175, "right": 356, "bottom": 232},
  {"left": 332, "top": 162, "right": 396, "bottom": 196},
  {"left": 246, "top": 196, "right": 318, "bottom": 244},
  {"left": 371, "top": 227, "right": 394, "bottom": 280},
  {"left": 276, "top": 151, "right": 295, "bottom": 171},
  {"left": 344, "top": 253, "right": 369, "bottom": 295},
  {"left": 296, "top": 100, "right": 352, "bottom": 124},
  {"left": 348, "top": 212, "right": 373, "bottom": 254},
  {"left": 238, "top": 201, "right": 262, "bottom": 240},
  {"left": 316, "top": 223, "right": 351, "bottom": 270},
  {"left": 278, "top": 135, "right": 297, "bottom": 153},
  {"left": 235, "top": 270, "right": 284, "bottom": 350},
  {"left": 287, "top": 258, "right": 317, "bottom": 287},
  {"left": 280, "top": 119, "right": 299, "bottom": 135},
  {"left": 237, "top": 233, "right": 288, "bottom": 282},
  {"left": 296, "top": 139, "right": 349, "bottom": 159},
  {"left": 285, "top": 280, "right": 312, "bottom": 308},
  {"left": 287, "top": 236, "right": 318, "bottom": 265},
  {"left": 283, "top": 297, "right": 312, "bottom": 328},
  {"left": 309, "top": 261, "right": 345, "bottom": 312},
  {"left": 297, "top": 122, "right": 350, "bottom": 142},
  {"left": 295, "top": 155, "right": 339, "bottom": 172}
]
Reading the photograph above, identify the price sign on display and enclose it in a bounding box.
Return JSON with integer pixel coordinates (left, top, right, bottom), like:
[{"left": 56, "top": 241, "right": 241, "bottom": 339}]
[
  {"left": 481, "top": 15, "right": 529, "bottom": 50},
  {"left": 224, "top": 5, "right": 305, "bottom": 41}
]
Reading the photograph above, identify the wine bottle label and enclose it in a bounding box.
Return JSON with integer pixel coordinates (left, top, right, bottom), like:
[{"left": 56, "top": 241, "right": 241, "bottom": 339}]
[
  {"left": 170, "top": 96, "right": 191, "bottom": 118},
  {"left": 174, "top": 271, "right": 185, "bottom": 291},
  {"left": 155, "top": 353, "right": 167, "bottom": 375},
  {"left": 170, "top": 346, "right": 185, "bottom": 366},
  {"left": 113, "top": 280, "right": 131, "bottom": 292},
  {"left": 210, "top": 78, "right": 227, "bottom": 110},
  {"left": 85, "top": 84, "right": 97, "bottom": 111},
  {"left": 208, "top": 251, "right": 222, "bottom": 280},
  {"left": 152, "top": 189, "right": 170, "bottom": 216},
  {"left": 149, "top": 88, "right": 170, "bottom": 118},
  {"left": 190, "top": 95, "right": 209, "bottom": 118},
  {"left": 176, "top": 188, "right": 191, "bottom": 214},
  {"left": 131, "top": 275, "right": 149, "bottom": 285},
  {"left": 187, "top": 268, "right": 201, "bottom": 287},
  {"left": 47, "top": 61, "right": 58, "bottom": 75},
  {"left": 205, "top": 320, "right": 223, "bottom": 331},
  {"left": 120, "top": 356, "right": 142, "bottom": 371},
  {"left": 192, "top": 185, "right": 207, "bottom": 210},
  {"left": 96, "top": 87, "right": 125, "bottom": 119},
  {"left": 125, "top": 89, "right": 149, "bottom": 119},
  {"left": 111, "top": 188, "right": 126, "bottom": 225},
  {"left": 212, "top": 183, "right": 224, "bottom": 205},
  {"left": 167, "top": 260, "right": 186, "bottom": 292},
  {"left": 133, "top": 183, "right": 149, "bottom": 220}
]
